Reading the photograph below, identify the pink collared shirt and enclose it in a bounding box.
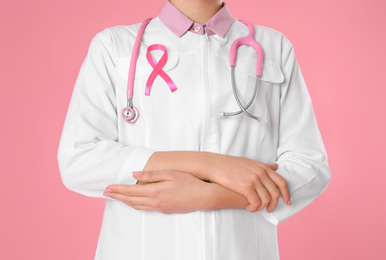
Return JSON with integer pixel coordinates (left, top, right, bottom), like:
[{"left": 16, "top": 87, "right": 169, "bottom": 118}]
[{"left": 158, "top": 0, "right": 234, "bottom": 37}]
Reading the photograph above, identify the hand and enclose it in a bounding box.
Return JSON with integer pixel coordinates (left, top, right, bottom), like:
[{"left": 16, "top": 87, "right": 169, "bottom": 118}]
[
  {"left": 204, "top": 153, "right": 291, "bottom": 213},
  {"left": 103, "top": 171, "right": 212, "bottom": 214}
]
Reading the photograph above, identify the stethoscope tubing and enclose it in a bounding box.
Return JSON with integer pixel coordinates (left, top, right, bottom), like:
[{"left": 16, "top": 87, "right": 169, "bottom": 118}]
[
  {"left": 230, "top": 66, "right": 263, "bottom": 122},
  {"left": 122, "top": 18, "right": 266, "bottom": 124},
  {"left": 122, "top": 17, "right": 152, "bottom": 123},
  {"left": 220, "top": 66, "right": 260, "bottom": 117},
  {"left": 127, "top": 18, "right": 153, "bottom": 101}
]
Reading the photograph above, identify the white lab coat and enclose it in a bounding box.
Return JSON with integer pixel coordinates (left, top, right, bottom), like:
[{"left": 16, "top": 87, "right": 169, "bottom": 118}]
[{"left": 57, "top": 17, "right": 331, "bottom": 260}]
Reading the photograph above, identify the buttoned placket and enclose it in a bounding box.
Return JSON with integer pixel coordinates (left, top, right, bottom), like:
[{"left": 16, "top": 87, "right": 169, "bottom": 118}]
[
  {"left": 200, "top": 32, "right": 214, "bottom": 260},
  {"left": 200, "top": 32, "right": 210, "bottom": 151}
]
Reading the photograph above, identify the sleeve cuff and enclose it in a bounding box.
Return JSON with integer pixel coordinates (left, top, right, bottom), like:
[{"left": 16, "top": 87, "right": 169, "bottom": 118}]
[
  {"left": 258, "top": 197, "right": 294, "bottom": 226},
  {"left": 259, "top": 205, "right": 280, "bottom": 226}
]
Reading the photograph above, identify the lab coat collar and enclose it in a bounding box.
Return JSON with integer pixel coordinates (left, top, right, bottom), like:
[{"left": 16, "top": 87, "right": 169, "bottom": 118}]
[{"left": 157, "top": 0, "right": 234, "bottom": 38}]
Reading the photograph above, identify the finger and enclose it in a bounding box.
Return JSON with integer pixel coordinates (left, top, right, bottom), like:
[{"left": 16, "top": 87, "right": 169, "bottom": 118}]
[
  {"left": 265, "top": 168, "right": 291, "bottom": 206},
  {"left": 131, "top": 205, "right": 155, "bottom": 211},
  {"left": 136, "top": 181, "right": 149, "bottom": 185},
  {"left": 244, "top": 183, "right": 262, "bottom": 212},
  {"left": 122, "top": 196, "right": 153, "bottom": 206},
  {"left": 257, "top": 176, "right": 281, "bottom": 213},
  {"left": 105, "top": 184, "right": 156, "bottom": 197},
  {"left": 252, "top": 180, "right": 271, "bottom": 212},
  {"left": 257, "top": 165, "right": 282, "bottom": 209},
  {"left": 244, "top": 175, "right": 261, "bottom": 212},
  {"left": 107, "top": 192, "right": 153, "bottom": 207},
  {"left": 266, "top": 163, "right": 278, "bottom": 171},
  {"left": 132, "top": 170, "right": 175, "bottom": 183}
]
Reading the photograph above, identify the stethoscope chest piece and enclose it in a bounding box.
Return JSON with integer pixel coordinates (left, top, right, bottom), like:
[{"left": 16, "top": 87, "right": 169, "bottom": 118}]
[{"left": 121, "top": 105, "right": 139, "bottom": 123}]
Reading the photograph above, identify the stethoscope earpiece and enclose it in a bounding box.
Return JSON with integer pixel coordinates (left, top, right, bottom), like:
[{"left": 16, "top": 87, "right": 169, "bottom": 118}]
[{"left": 121, "top": 106, "right": 139, "bottom": 123}]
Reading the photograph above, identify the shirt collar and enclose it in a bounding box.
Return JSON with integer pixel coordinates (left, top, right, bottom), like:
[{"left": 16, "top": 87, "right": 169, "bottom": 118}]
[{"left": 157, "top": 0, "right": 234, "bottom": 38}]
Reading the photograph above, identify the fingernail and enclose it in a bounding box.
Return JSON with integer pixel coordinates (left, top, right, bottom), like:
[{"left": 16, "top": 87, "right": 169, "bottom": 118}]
[
  {"left": 133, "top": 171, "right": 143, "bottom": 177},
  {"left": 288, "top": 199, "right": 291, "bottom": 205},
  {"left": 103, "top": 192, "right": 110, "bottom": 197},
  {"left": 105, "top": 188, "right": 112, "bottom": 193}
]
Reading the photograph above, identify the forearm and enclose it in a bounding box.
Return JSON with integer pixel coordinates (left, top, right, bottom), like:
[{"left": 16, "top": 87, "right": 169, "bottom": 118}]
[
  {"left": 143, "top": 151, "right": 214, "bottom": 180},
  {"left": 137, "top": 177, "right": 249, "bottom": 211},
  {"left": 205, "top": 182, "right": 249, "bottom": 210}
]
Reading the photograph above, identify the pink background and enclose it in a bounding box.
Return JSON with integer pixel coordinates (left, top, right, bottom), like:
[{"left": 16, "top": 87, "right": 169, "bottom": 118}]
[{"left": 1, "top": 0, "right": 385, "bottom": 259}]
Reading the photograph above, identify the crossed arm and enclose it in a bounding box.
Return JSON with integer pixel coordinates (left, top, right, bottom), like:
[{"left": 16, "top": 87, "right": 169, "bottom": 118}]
[
  {"left": 58, "top": 32, "right": 330, "bottom": 225},
  {"left": 103, "top": 151, "right": 292, "bottom": 214}
]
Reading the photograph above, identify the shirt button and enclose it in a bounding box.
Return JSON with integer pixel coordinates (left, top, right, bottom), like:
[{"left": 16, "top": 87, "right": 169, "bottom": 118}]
[{"left": 194, "top": 26, "right": 201, "bottom": 32}]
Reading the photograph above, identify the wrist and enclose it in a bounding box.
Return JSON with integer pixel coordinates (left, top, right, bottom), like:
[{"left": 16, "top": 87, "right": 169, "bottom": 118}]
[
  {"left": 194, "top": 151, "right": 217, "bottom": 181},
  {"left": 200, "top": 181, "right": 217, "bottom": 211},
  {"left": 199, "top": 152, "right": 222, "bottom": 182},
  {"left": 205, "top": 182, "right": 249, "bottom": 210}
]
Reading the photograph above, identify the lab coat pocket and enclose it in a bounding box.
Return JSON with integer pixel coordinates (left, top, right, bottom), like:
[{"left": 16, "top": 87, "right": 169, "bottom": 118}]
[
  {"left": 228, "top": 58, "right": 284, "bottom": 112},
  {"left": 236, "top": 59, "right": 285, "bottom": 162},
  {"left": 218, "top": 58, "right": 284, "bottom": 160},
  {"left": 230, "top": 57, "right": 284, "bottom": 116},
  {"left": 234, "top": 57, "right": 284, "bottom": 83}
]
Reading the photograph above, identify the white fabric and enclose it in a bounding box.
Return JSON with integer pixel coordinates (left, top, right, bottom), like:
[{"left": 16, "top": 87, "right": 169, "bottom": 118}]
[{"left": 57, "top": 17, "right": 331, "bottom": 260}]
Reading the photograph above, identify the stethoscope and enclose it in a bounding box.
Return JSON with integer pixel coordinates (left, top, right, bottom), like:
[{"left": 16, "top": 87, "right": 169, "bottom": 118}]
[{"left": 121, "top": 17, "right": 265, "bottom": 124}]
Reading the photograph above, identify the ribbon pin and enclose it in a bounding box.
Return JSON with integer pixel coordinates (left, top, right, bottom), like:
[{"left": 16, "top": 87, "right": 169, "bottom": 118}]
[{"left": 145, "top": 44, "right": 177, "bottom": 96}]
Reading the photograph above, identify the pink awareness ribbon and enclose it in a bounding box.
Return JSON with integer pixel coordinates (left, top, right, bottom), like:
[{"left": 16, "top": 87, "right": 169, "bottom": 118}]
[{"left": 145, "top": 44, "right": 177, "bottom": 96}]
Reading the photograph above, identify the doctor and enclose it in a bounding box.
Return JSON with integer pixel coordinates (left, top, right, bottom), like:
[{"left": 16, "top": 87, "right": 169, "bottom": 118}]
[{"left": 57, "top": 0, "right": 332, "bottom": 259}]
